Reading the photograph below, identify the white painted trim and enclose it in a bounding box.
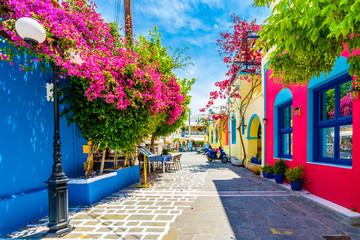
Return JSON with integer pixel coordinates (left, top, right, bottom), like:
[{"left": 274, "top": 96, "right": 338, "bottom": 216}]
[
  {"left": 307, "top": 161, "right": 352, "bottom": 169},
  {"left": 69, "top": 172, "right": 117, "bottom": 184}
]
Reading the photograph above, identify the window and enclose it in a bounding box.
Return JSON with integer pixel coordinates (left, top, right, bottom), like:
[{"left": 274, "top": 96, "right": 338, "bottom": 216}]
[
  {"left": 211, "top": 129, "right": 214, "bottom": 144},
  {"left": 314, "top": 77, "right": 353, "bottom": 165},
  {"left": 216, "top": 127, "right": 218, "bottom": 143},
  {"left": 231, "top": 116, "right": 236, "bottom": 144},
  {"left": 278, "top": 102, "right": 293, "bottom": 158}
]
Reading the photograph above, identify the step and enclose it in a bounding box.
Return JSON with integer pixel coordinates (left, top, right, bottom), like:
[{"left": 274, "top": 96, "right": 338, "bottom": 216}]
[{"left": 260, "top": 176, "right": 360, "bottom": 226}]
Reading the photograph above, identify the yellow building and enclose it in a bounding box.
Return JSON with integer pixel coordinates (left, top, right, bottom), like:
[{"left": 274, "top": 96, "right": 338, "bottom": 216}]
[
  {"left": 205, "top": 118, "right": 229, "bottom": 153},
  {"left": 228, "top": 72, "right": 264, "bottom": 171}
]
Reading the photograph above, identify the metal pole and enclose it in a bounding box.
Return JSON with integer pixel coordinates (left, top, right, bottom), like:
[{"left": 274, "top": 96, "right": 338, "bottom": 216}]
[
  {"left": 46, "top": 62, "right": 72, "bottom": 237},
  {"left": 188, "top": 110, "right": 191, "bottom": 140}
]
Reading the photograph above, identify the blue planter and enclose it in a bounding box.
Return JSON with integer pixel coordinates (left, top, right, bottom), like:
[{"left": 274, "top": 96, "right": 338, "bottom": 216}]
[
  {"left": 263, "top": 172, "right": 274, "bottom": 179},
  {"left": 252, "top": 157, "right": 259, "bottom": 164},
  {"left": 68, "top": 165, "right": 140, "bottom": 205},
  {"left": 274, "top": 174, "right": 285, "bottom": 183},
  {"left": 290, "top": 180, "right": 302, "bottom": 191}
]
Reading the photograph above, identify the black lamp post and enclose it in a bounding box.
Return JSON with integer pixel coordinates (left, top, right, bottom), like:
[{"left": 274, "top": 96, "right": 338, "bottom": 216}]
[{"left": 15, "top": 17, "right": 72, "bottom": 236}]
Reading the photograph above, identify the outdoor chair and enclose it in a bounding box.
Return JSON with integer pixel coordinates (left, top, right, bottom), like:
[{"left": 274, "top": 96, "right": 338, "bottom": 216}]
[
  {"left": 175, "top": 154, "right": 182, "bottom": 170},
  {"left": 165, "top": 157, "right": 177, "bottom": 172}
]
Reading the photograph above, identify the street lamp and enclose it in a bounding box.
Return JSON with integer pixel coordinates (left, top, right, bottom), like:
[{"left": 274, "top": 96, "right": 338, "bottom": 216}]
[{"left": 15, "top": 17, "right": 73, "bottom": 236}]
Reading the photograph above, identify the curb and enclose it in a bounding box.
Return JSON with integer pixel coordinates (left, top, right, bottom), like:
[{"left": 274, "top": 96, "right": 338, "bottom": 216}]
[{"left": 260, "top": 176, "right": 360, "bottom": 226}]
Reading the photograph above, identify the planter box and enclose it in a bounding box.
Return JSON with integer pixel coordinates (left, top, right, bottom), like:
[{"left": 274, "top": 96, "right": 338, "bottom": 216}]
[
  {"left": 262, "top": 172, "right": 274, "bottom": 179},
  {"left": 68, "top": 165, "right": 140, "bottom": 205},
  {"left": 274, "top": 174, "right": 285, "bottom": 183},
  {"left": 290, "top": 180, "right": 302, "bottom": 191}
]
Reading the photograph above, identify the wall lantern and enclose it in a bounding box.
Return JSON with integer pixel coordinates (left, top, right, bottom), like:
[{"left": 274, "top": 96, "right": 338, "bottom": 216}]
[
  {"left": 349, "top": 87, "right": 360, "bottom": 101},
  {"left": 294, "top": 106, "right": 301, "bottom": 116},
  {"left": 262, "top": 118, "right": 267, "bottom": 125},
  {"left": 15, "top": 17, "right": 46, "bottom": 46}
]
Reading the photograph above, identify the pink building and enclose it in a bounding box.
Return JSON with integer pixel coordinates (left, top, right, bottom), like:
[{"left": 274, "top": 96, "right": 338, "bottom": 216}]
[{"left": 264, "top": 49, "right": 360, "bottom": 211}]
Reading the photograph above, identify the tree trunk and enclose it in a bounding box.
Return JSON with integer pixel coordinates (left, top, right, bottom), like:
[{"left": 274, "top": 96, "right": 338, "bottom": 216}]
[
  {"left": 163, "top": 137, "right": 167, "bottom": 149},
  {"left": 124, "top": 150, "right": 129, "bottom": 167},
  {"left": 113, "top": 151, "right": 117, "bottom": 169},
  {"left": 237, "top": 127, "right": 247, "bottom": 167},
  {"left": 85, "top": 142, "right": 95, "bottom": 176},
  {"left": 150, "top": 133, "right": 156, "bottom": 153},
  {"left": 99, "top": 143, "right": 107, "bottom": 175}
]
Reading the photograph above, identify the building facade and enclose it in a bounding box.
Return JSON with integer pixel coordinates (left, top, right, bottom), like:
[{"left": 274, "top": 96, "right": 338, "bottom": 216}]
[
  {"left": 263, "top": 48, "right": 360, "bottom": 210},
  {"left": 227, "top": 73, "right": 264, "bottom": 170}
]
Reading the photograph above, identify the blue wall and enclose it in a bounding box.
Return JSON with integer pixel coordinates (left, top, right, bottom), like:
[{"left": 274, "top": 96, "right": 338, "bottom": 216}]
[{"left": 0, "top": 42, "right": 87, "bottom": 236}]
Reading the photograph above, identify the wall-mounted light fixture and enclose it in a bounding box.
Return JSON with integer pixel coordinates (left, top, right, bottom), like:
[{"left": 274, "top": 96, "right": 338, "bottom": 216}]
[
  {"left": 262, "top": 118, "right": 267, "bottom": 125},
  {"left": 294, "top": 106, "right": 301, "bottom": 116},
  {"left": 243, "top": 124, "right": 247, "bottom": 130},
  {"left": 349, "top": 87, "right": 360, "bottom": 101}
]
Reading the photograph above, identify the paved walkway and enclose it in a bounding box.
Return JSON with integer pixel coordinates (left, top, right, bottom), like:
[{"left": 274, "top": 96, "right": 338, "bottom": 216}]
[{"left": 3, "top": 152, "right": 360, "bottom": 240}]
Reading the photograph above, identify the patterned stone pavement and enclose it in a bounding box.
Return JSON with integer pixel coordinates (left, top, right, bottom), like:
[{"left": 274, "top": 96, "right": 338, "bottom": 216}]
[{"left": 2, "top": 152, "right": 360, "bottom": 240}]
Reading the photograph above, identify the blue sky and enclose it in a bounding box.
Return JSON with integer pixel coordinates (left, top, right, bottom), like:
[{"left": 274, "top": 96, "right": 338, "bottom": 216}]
[{"left": 92, "top": 0, "right": 271, "bottom": 115}]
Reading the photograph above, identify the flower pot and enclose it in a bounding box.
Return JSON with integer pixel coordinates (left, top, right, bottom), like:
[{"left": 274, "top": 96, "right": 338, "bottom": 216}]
[
  {"left": 251, "top": 158, "right": 255, "bottom": 163},
  {"left": 257, "top": 159, "right": 261, "bottom": 165},
  {"left": 290, "top": 180, "right": 302, "bottom": 191},
  {"left": 274, "top": 174, "right": 284, "bottom": 184},
  {"left": 263, "top": 172, "right": 274, "bottom": 179}
]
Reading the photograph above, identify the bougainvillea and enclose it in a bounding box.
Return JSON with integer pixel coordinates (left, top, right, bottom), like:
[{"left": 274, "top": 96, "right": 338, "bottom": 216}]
[
  {"left": 200, "top": 16, "right": 263, "bottom": 166},
  {"left": 200, "top": 16, "right": 262, "bottom": 112},
  {"left": 0, "top": 0, "right": 185, "bottom": 123},
  {"left": 1, "top": 0, "right": 189, "bottom": 152}
]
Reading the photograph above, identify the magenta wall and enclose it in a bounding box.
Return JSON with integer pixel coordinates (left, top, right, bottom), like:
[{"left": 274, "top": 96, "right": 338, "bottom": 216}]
[{"left": 265, "top": 51, "right": 360, "bottom": 211}]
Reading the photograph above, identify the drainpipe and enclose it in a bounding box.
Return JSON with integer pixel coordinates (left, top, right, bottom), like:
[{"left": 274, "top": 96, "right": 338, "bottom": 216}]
[{"left": 263, "top": 64, "right": 268, "bottom": 166}]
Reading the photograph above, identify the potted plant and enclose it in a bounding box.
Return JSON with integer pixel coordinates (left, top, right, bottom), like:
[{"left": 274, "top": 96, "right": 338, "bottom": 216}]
[
  {"left": 161, "top": 148, "right": 170, "bottom": 155},
  {"left": 285, "top": 165, "right": 305, "bottom": 191},
  {"left": 257, "top": 157, "right": 261, "bottom": 165},
  {"left": 274, "top": 159, "right": 287, "bottom": 184},
  {"left": 261, "top": 164, "right": 274, "bottom": 178},
  {"left": 252, "top": 154, "right": 260, "bottom": 164}
]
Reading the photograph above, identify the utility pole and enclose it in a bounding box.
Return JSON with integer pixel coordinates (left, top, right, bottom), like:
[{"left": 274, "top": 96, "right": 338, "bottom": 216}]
[
  {"left": 124, "top": 0, "right": 132, "bottom": 43},
  {"left": 188, "top": 110, "right": 191, "bottom": 140}
]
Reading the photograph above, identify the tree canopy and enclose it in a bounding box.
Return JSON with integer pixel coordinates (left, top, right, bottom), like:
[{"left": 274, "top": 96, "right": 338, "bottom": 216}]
[{"left": 253, "top": 0, "right": 360, "bottom": 86}]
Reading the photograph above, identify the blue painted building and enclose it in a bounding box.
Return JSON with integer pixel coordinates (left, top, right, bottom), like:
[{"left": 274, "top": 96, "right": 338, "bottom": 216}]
[{"left": 0, "top": 43, "right": 88, "bottom": 236}]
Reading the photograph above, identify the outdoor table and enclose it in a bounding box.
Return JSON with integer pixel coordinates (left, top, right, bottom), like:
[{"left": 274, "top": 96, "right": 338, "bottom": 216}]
[{"left": 147, "top": 155, "right": 172, "bottom": 173}]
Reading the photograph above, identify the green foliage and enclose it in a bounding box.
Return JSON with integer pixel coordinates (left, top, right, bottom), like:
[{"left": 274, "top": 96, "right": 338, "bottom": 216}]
[
  {"left": 61, "top": 76, "right": 153, "bottom": 151},
  {"left": 255, "top": 169, "right": 261, "bottom": 175},
  {"left": 253, "top": 0, "right": 360, "bottom": 85},
  {"left": 173, "top": 138, "right": 180, "bottom": 143},
  {"left": 261, "top": 164, "right": 274, "bottom": 173},
  {"left": 161, "top": 148, "right": 170, "bottom": 155},
  {"left": 135, "top": 26, "right": 193, "bottom": 77},
  {"left": 134, "top": 27, "right": 195, "bottom": 138},
  {"left": 274, "top": 159, "right": 287, "bottom": 175},
  {"left": 285, "top": 165, "right": 305, "bottom": 182}
]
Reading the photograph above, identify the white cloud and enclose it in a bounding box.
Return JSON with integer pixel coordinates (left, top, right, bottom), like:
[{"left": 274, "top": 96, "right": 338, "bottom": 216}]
[{"left": 135, "top": 0, "right": 208, "bottom": 32}]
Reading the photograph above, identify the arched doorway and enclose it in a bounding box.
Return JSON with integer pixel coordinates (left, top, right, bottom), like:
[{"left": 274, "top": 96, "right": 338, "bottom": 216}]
[{"left": 247, "top": 114, "right": 262, "bottom": 161}]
